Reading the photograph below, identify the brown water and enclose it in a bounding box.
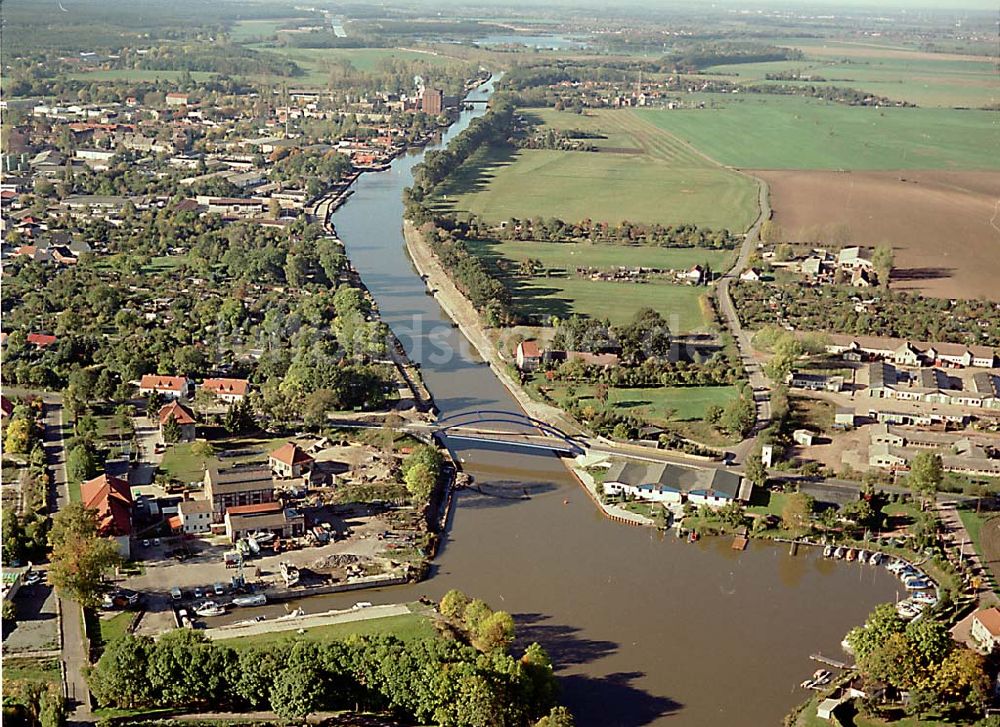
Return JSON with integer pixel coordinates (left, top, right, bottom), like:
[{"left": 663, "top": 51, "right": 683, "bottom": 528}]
[{"left": 271, "top": 78, "right": 902, "bottom": 725}]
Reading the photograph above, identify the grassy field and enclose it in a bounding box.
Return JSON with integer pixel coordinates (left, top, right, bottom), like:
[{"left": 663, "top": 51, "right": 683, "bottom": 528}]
[
  {"left": 466, "top": 238, "right": 726, "bottom": 329},
  {"left": 434, "top": 108, "right": 758, "bottom": 231},
  {"left": 533, "top": 380, "right": 738, "bottom": 424},
  {"left": 508, "top": 274, "right": 709, "bottom": 329},
  {"left": 99, "top": 612, "right": 133, "bottom": 647},
  {"left": 2, "top": 657, "right": 61, "bottom": 686},
  {"left": 637, "top": 96, "right": 1000, "bottom": 171},
  {"left": 219, "top": 609, "right": 437, "bottom": 648}
]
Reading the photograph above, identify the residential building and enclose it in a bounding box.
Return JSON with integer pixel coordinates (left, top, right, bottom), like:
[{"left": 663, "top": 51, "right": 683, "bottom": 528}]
[
  {"left": 177, "top": 498, "right": 213, "bottom": 534},
  {"left": 825, "top": 334, "right": 997, "bottom": 369},
  {"left": 269, "top": 442, "right": 314, "bottom": 479},
  {"left": 139, "top": 374, "right": 191, "bottom": 400},
  {"left": 793, "top": 429, "right": 815, "bottom": 446},
  {"left": 158, "top": 400, "right": 196, "bottom": 443},
  {"left": 224, "top": 502, "right": 305, "bottom": 542},
  {"left": 165, "top": 93, "right": 191, "bottom": 107},
  {"left": 602, "top": 460, "right": 749, "bottom": 507},
  {"left": 515, "top": 341, "right": 542, "bottom": 372},
  {"left": 971, "top": 607, "right": 1000, "bottom": 651},
  {"left": 200, "top": 378, "right": 250, "bottom": 404},
  {"left": 739, "top": 268, "right": 762, "bottom": 282},
  {"left": 81, "top": 474, "right": 132, "bottom": 559},
  {"left": 203, "top": 463, "right": 275, "bottom": 522}
]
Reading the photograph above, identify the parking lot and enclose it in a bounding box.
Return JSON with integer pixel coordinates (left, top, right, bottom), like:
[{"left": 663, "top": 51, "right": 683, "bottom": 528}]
[{"left": 2, "top": 574, "right": 59, "bottom": 656}]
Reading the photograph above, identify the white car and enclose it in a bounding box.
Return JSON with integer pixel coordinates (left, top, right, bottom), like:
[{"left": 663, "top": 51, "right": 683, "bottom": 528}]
[{"left": 24, "top": 572, "right": 41, "bottom": 586}]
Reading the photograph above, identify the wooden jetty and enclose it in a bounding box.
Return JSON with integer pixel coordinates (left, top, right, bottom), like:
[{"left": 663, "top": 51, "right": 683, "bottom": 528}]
[
  {"left": 810, "top": 654, "right": 853, "bottom": 670},
  {"left": 732, "top": 535, "right": 748, "bottom": 551}
]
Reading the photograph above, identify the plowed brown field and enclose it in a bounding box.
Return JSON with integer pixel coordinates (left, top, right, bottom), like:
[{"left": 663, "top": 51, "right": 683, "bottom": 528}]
[{"left": 755, "top": 170, "right": 1000, "bottom": 301}]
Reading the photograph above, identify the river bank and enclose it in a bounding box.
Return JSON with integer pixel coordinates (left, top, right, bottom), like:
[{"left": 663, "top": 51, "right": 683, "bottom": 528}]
[{"left": 402, "top": 219, "right": 578, "bottom": 433}]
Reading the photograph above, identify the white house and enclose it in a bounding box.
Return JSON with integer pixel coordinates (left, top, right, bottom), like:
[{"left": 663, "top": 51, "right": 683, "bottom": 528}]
[
  {"left": 177, "top": 498, "right": 213, "bottom": 534},
  {"left": 515, "top": 340, "right": 542, "bottom": 372},
  {"left": 972, "top": 607, "right": 1000, "bottom": 651},
  {"left": 139, "top": 374, "right": 191, "bottom": 400}
]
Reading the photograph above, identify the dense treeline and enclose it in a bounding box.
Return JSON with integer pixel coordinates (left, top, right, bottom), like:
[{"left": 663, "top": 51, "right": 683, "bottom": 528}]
[
  {"left": 747, "top": 83, "right": 915, "bottom": 107},
  {"left": 442, "top": 214, "right": 737, "bottom": 250},
  {"left": 89, "top": 627, "right": 563, "bottom": 725},
  {"left": 406, "top": 100, "right": 517, "bottom": 205},
  {"left": 419, "top": 223, "right": 515, "bottom": 327},
  {"left": 131, "top": 44, "right": 300, "bottom": 77}
]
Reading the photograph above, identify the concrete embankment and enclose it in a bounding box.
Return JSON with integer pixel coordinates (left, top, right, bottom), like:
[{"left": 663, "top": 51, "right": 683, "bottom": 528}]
[{"left": 202, "top": 602, "right": 417, "bottom": 641}]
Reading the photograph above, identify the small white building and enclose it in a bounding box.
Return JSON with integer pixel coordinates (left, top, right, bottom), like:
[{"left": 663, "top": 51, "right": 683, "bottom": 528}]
[
  {"left": 515, "top": 340, "right": 542, "bottom": 372},
  {"left": 177, "top": 498, "right": 213, "bottom": 534}
]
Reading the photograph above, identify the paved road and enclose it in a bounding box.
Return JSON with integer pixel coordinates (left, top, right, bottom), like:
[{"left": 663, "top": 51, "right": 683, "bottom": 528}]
[
  {"left": 40, "top": 396, "right": 94, "bottom": 721},
  {"left": 715, "top": 176, "right": 773, "bottom": 463}
]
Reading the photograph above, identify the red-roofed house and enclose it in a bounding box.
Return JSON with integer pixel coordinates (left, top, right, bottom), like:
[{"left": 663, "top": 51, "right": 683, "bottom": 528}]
[
  {"left": 81, "top": 474, "right": 133, "bottom": 558},
  {"left": 200, "top": 378, "right": 249, "bottom": 404},
  {"left": 268, "top": 442, "right": 314, "bottom": 478},
  {"left": 516, "top": 340, "right": 542, "bottom": 372},
  {"left": 26, "top": 333, "right": 57, "bottom": 348},
  {"left": 223, "top": 501, "right": 305, "bottom": 542},
  {"left": 972, "top": 607, "right": 1000, "bottom": 651},
  {"left": 139, "top": 374, "right": 191, "bottom": 400},
  {"left": 158, "top": 401, "right": 196, "bottom": 443}
]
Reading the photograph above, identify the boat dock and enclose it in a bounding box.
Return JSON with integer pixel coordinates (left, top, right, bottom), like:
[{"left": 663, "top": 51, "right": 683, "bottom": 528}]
[{"left": 810, "top": 654, "right": 853, "bottom": 670}]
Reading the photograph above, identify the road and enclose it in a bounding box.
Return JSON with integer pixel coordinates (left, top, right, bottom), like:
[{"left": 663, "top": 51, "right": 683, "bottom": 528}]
[
  {"left": 39, "top": 395, "right": 93, "bottom": 722},
  {"left": 715, "top": 176, "right": 773, "bottom": 462}
]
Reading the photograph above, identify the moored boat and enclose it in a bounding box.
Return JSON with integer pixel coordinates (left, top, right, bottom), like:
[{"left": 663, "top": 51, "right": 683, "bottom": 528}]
[
  {"left": 194, "top": 601, "right": 226, "bottom": 617},
  {"left": 233, "top": 593, "right": 267, "bottom": 607},
  {"left": 846, "top": 548, "right": 856, "bottom": 561},
  {"left": 823, "top": 545, "right": 833, "bottom": 558},
  {"left": 834, "top": 547, "right": 845, "bottom": 559},
  {"left": 279, "top": 561, "right": 301, "bottom": 587}
]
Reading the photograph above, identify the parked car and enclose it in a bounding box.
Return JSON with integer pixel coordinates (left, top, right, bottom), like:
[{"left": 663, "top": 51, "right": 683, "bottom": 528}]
[
  {"left": 213, "top": 583, "right": 225, "bottom": 596},
  {"left": 153, "top": 538, "right": 161, "bottom": 546},
  {"left": 24, "top": 571, "right": 41, "bottom": 586},
  {"left": 194, "top": 586, "right": 204, "bottom": 599},
  {"left": 142, "top": 539, "right": 150, "bottom": 547},
  {"left": 171, "top": 587, "right": 183, "bottom": 601}
]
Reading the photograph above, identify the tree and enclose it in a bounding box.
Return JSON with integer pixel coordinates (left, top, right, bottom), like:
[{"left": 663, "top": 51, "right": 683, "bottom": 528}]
[
  {"left": 270, "top": 661, "right": 324, "bottom": 718},
  {"left": 846, "top": 603, "right": 906, "bottom": 661},
  {"left": 4, "top": 417, "right": 31, "bottom": 456},
  {"left": 744, "top": 452, "right": 767, "bottom": 488},
  {"left": 405, "top": 462, "right": 436, "bottom": 504},
  {"left": 48, "top": 504, "right": 123, "bottom": 608},
  {"left": 440, "top": 589, "right": 470, "bottom": 620},
  {"left": 474, "top": 610, "right": 516, "bottom": 652},
  {"left": 161, "top": 414, "right": 182, "bottom": 444},
  {"left": 268, "top": 198, "right": 281, "bottom": 220},
  {"left": 722, "top": 392, "right": 756, "bottom": 438},
  {"left": 66, "top": 443, "right": 98, "bottom": 484},
  {"left": 781, "top": 492, "right": 814, "bottom": 533},
  {"left": 908, "top": 451, "right": 943, "bottom": 505},
  {"left": 872, "top": 244, "right": 894, "bottom": 286},
  {"left": 89, "top": 634, "right": 155, "bottom": 708}
]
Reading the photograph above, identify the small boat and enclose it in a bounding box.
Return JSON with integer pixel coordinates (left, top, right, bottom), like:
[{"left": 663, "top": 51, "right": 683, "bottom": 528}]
[
  {"left": 233, "top": 593, "right": 267, "bottom": 607},
  {"left": 353, "top": 601, "right": 373, "bottom": 610},
  {"left": 869, "top": 552, "right": 882, "bottom": 566},
  {"left": 276, "top": 607, "right": 305, "bottom": 621},
  {"left": 236, "top": 615, "right": 266, "bottom": 625},
  {"left": 562, "top": 499, "right": 569, "bottom": 505},
  {"left": 858, "top": 550, "right": 868, "bottom": 564},
  {"left": 688, "top": 530, "right": 700, "bottom": 543},
  {"left": 823, "top": 545, "right": 833, "bottom": 558},
  {"left": 834, "top": 547, "right": 845, "bottom": 559},
  {"left": 194, "top": 601, "right": 226, "bottom": 617},
  {"left": 252, "top": 531, "right": 275, "bottom": 545},
  {"left": 846, "top": 548, "right": 856, "bottom": 562},
  {"left": 247, "top": 537, "right": 260, "bottom": 555}
]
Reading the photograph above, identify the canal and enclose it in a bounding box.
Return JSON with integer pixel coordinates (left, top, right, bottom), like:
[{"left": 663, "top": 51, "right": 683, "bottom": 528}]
[{"left": 294, "top": 77, "right": 900, "bottom": 726}]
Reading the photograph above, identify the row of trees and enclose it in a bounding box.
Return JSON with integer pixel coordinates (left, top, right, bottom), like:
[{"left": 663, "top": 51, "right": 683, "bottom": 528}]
[
  {"left": 89, "top": 623, "right": 567, "bottom": 725},
  {"left": 2, "top": 399, "right": 51, "bottom": 567}
]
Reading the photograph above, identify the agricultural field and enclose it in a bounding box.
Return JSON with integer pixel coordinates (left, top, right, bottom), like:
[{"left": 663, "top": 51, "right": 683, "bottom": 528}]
[
  {"left": 67, "top": 70, "right": 221, "bottom": 83},
  {"left": 637, "top": 96, "right": 1000, "bottom": 171},
  {"left": 705, "top": 41, "right": 997, "bottom": 108},
  {"left": 757, "top": 169, "right": 1000, "bottom": 301},
  {"left": 434, "top": 108, "right": 759, "bottom": 231}
]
